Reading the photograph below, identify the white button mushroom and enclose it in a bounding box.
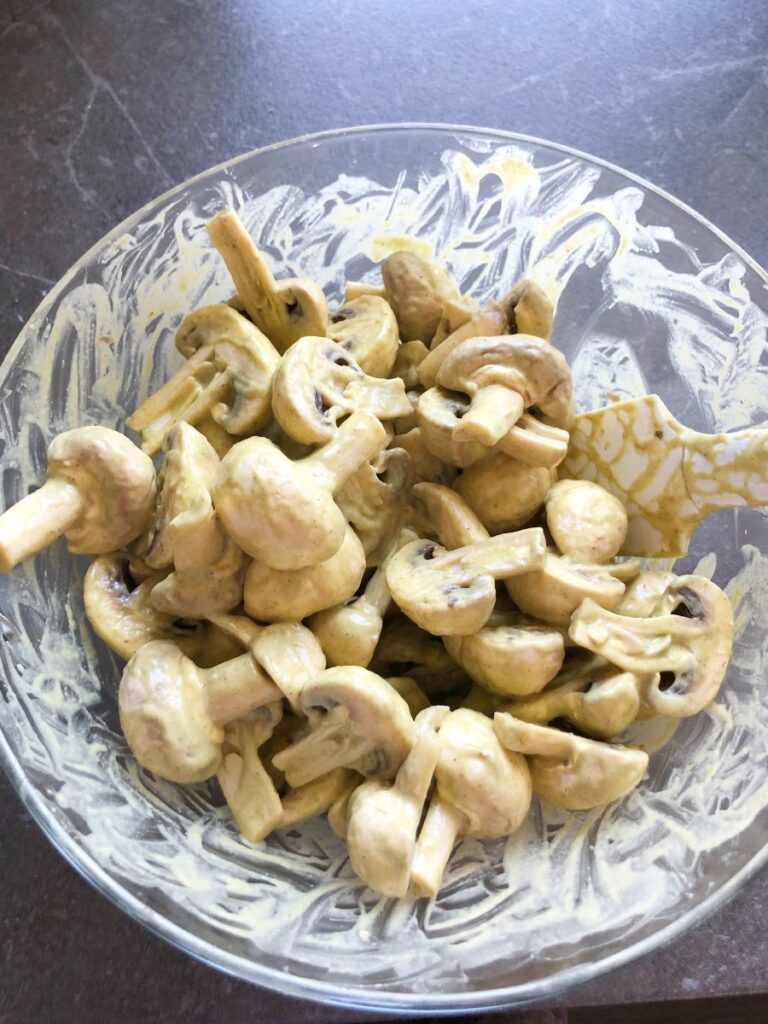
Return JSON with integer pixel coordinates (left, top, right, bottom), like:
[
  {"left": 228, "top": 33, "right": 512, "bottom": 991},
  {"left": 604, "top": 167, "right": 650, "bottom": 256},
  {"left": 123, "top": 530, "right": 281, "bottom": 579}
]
[
  {"left": 272, "top": 668, "right": 415, "bottom": 787},
  {"left": 278, "top": 767, "right": 359, "bottom": 831},
  {"left": 271, "top": 336, "right": 412, "bottom": 445},
  {"left": 217, "top": 703, "right": 285, "bottom": 843},
  {"left": 569, "top": 574, "right": 734, "bottom": 717},
  {"left": 214, "top": 410, "right": 387, "bottom": 570},
  {"left": 454, "top": 452, "right": 555, "bottom": 533},
  {"left": 0, "top": 426, "right": 156, "bottom": 572},
  {"left": 494, "top": 712, "right": 649, "bottom": 810},
  {"left": 410, "top": 709, "right": 532, "bottom": 898},
  {"left": 335, "top": 447, "right": 413, "bottom": 565},
  {"left": 327, "top": 294, "right": 400, "bottom": 378},
  {"left": 505, "top": 551, "right": 627, "bottom": 626},
  {"left": 346, "top": 706, "right": 449, "bottom": 897},
  {"left": 381, "top": 250, "right": 462, "bottom": 342},
  {"left": 391, "top": 340, "right": 430, "bottom": 390},
  {"left": 418, "top": 304, "right": 508, "bottom": 389},
  {"left": 546, "top": 479, "right": 629, "bottom": 563},
  {"left": 207, "top": 208, "right": 327, "bottom": 352},
  {"left": 498, "top": 278, "right": 554, "bottom": 340},
  {"left": 118, "top": 639, "right": 283, "bottom": 783}
]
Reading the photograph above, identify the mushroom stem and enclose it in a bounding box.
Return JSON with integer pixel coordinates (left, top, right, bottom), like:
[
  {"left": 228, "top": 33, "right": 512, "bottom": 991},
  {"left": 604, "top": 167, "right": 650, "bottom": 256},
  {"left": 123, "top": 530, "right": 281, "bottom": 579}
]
[
  {"left": 306, "top": 411, "right": 387, "bottom": 493},
  {"left": 493, "top": 713, "right": 574, "bottom": 760},
  {"left": 451, "top": 530, "right": 547, "bottom": 578},
  {"left": 272, "top": 705, "right": 372, "bottom": 787},
  {"left": 452, "top": 385, "right": 524, "bottom": 446},
  {"left": 279, "top": 768, "right": 356, "bottom": 829},
  {"left": 411, "top": 482, "right": 487, "bottom": 548},
  {"left": 218, "top": 714, "right": 283, "bottom": 843},
  {"left": 205, "top": 653, "right": 283, "bottom": 724},
  {"left": 0, "top": 478, "right": 83, "bottom": 571},
  {"left": 394, "top": 705, "right": 448, "bottom": 803},
  {"left": 410, "top": 794, "right": 465, "bottom": 898}
]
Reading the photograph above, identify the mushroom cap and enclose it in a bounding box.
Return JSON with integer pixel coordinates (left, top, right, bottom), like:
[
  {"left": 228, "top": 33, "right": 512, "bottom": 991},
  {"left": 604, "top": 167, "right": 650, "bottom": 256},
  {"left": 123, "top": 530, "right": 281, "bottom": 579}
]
[
  {"left": 244, "top": 526, "right": 366, "bottom": 622},
  {"left": 454, "top": 452, "right": 554, "bottom": 534},
  {"left": 48, "top": 427, "right": 156, "bottom": 553},
  {"left": 437, "top": 335, "right": 574, "bottom": 429},
  {"left": 410, "top": 481, "right": 486, "bottom": 549},
  {"left": 336, "top": 447, "right": 413, "bottom": 565},
  {"left": 214, "top": 436, "right": 346, "bottom": 569},
  {"left": 494, "top": 713, "right": 649, "bottom": 810},
  {"left": 381, "top": 251, "right": 460, "bottom": 342},
  {"left": 546, "top": 479, "right": 628, "bottom": 563},
  {"left": 308, "top": 595, "right": 383, "bottom": 668},
  {"left": 499, "top": 278, "right": 554, "bottom": 340},
  {"left": 505, "top": 551, "right": 626, "bottom": 626},
  {"left": 417, "top": 387, "right": 489, "bottom": 467},
  {"left": 119, "top": 639, "right": 222, "bottom": 783},
  {"left": 370, "top": 616, "right": 469, "bottom": 696},
  {"left": 435, "top": 709, "right": 532, "bottom": 838},
  {"left": 149, "top": 529, "right": 245, "bottom": 618},
  {"left": 249, "top": 621, "right": 326, "bottom": 712},
  {"left": 327, "top": 294, "right": 400, "bottom": 377}
]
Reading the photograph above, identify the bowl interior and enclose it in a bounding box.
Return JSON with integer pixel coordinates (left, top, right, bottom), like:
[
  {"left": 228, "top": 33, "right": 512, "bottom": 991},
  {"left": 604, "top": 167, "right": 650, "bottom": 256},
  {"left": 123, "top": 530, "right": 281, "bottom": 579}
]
[{"left": 1, "top": 125, "right": 768, "bottom": 1012}]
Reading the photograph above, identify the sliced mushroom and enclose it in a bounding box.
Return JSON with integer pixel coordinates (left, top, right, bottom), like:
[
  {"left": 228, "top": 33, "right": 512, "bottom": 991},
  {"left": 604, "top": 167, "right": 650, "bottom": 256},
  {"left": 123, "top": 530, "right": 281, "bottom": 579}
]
[
  {"left": 454, "top": 452, "right": 554, "bottom": 533},
  {"left": 410, "top": 709, "right": 532, "bottom": 897},
  {"left": 617, "top": 570, "right": 676, "bottom": 617},
  {"left": 248, "top": 620, "right": 326, "bottom": 712},
  {"left": 429, "top": 295, "right": 483, "bottom": 348},
  {"left": 460, "top": 684, "right": 506, "bottom": 716},
  {"left": 271, "top": 336, "right": 412, "bottom": 445},
  {"left": 391, "top": 340, "right": 430, "bottom": 389},
  {"left": 496, "top": 413, "right": 569, "bottom": 469},
  {"left": 279, "top": 767, "right": 359, "bottom": 830},
  {"left": 218, "top": 702, "right": 284, "bottom": 843},
  {"left": 194, "top": 415, "right": 237, "bottom": 458},
  {"left": 419, "top": 304, "right": 507, "bottom": 388},
  {"left": 370, "top": 616, "right": 469, "bottom": 696},
  {"left": 335, "top": 447, "right": 413, "bottom": 565},
  {"left": 381, "top": 250, "right": 461, "bottom": 342},
  {"left": 214, "top": 409, "right": 387, "bottom": 570},
  {"left": 494, "top": 712, "right": 649, "bottom": 810},
  {"left": 409, "top": 480, "right": 486, "bottom": 548},
  {"left": 118, "top": 639, "right": 283, "bottom": 783},
  {"left": 344, "top": 281, "right": 388, "bottom": 302},
  {"left": 149, "top": 530, "right": 245, "bottom": 618},
  {"left": 417, "top": 387, "right": 489, "bottom": 467},
  {"left": 505, "top": 551, "right": 626, "bottom": 626},
  {"left": 498, "top": 278, "right": 554, "bottom": 339},
  {"left": 0, "top": 427, "right": 156, "bottom": 572},
  {"left": 386, "top": 530, "right": 547, "bottom": 636},
  {"left": 393, "top": 427, "right": 453, "bottom": 485},
  {"left": 546, "top": 479, "right": 628, "bottom": 563},
  {"left": 435, "top": 334, "right": 574, "bottom": 447},
  {"left": 327, "top": 294, "right": 400, "bottom": 378},
  {"left": 346, "top": 706, "right": 449, "bottom": 896},
  {"left": 387, "top": 675, "right": 431, "bottom": 716},
  {"left": 569, "top": 574, "right": 734, "bottom": 717},
  {"left": 327, "top": 776, "right": 364, "bottom": 837},
  {"left": 244, "top": 525, "right": 366, "bottom": 622},
  {"left": 207, "top": 209, "right": 327, "bottom": 352},
  {"left": 272, "top": 667, "right": 415, "bottom": 786},
  {"left": 127, "top": 304, "right": 281, "bottom": 455}
]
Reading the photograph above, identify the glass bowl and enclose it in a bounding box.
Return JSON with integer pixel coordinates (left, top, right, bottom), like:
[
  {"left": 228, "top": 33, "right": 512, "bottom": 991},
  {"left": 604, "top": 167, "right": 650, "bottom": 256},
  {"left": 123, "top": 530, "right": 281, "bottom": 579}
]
[{"left": 1, "top": 124, "right": 768, "bottom": 1015}]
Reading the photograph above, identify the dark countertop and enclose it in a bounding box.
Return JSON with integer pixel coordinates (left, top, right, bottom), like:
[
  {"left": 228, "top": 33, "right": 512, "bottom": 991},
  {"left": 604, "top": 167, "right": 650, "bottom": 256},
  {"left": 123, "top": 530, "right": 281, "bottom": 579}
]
[{"left": 1, "top": 2, "right": 768, "bottom": 1022}]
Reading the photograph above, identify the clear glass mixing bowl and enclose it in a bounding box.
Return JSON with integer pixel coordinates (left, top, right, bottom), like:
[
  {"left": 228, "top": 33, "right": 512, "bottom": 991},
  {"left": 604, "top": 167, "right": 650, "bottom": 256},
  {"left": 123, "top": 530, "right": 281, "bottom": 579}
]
[{"left": 1, "top": 125, "right": 767, "bottom": 1014}]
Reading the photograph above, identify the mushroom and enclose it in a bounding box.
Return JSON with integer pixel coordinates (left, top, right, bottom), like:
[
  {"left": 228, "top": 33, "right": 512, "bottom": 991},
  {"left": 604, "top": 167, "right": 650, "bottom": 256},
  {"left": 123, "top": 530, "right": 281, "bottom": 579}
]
[
  {"left": 546, "top": 479, "right": 628, "bottom": 563},
  {"left": 194, "top": 415, "right": 237, "bottom": 458},
  {"left": 568, "top": 574, "right": 734, "bottom": 717},
  {"left": 271, "top": 336, "right": 412, "bottom": 445},
  {"left": 498, "top": 278, "right": 554, "bottom": 339},
  {"left": 149, "top": 529, "right": 245, "bottom": 618},
  {"left": 434, "top": 334, "right": 574, "bottom": 447},
  {"left": 344, "top": 281, "right": 388, "bottom": 302},
  {"left": 495, "top": 413, "right": 569, "bottom": 469},
  {"left": 247, "top": 620, "right": 327, "bottom": 712},
  {"left": 386, "top": 530, "right": 547, "bottom": 636},
  {"left": 617, "top": 570, "right": 676, "bottom": 617},
  {"left": 218, "top": 702, "right": 284, "bottom": 843},
  {"left": 127, "top": 304, "right": 281, "bottom": 455},
  {"left": 387, "top": 676, "right": 431, "bottom": 716},
  {"left": 393, "top": 427, "right": 453, "bottom": 485},
  {"left": 214, "top": 409, "right": 387, "bottom": 570},
  {"left": 244, "top": 525, "right": 366, "bottom": 622},
  {"left": 0, "top": 426, "right": 156, "bottom": 572},
  {"left": 307, "top": 530, "right": 413, "bottom": 666},
  {"left": 272, "top": 667, "right": 415, "bottom": 787},
  {"left": 494, "top": 713, "right": 649, "bottom": 810},
  {"left": 207, "top": 208, "right": 327, "bottom": 352},
  {"left": 410, "top": 709, "right": 532, "bottom": 897},
  {"left": 429, "top": 295, "right": 483, "bottom": 348},
  {"left": 346, "top": 705, "right": 449, "bottom": 897},
  {"left": 454, "top": 452, "right": 554, "bottom": 533},
  {"left": 327, "top": 294, "right": 400, "bottom": 377},
  {"left": 327, "top": 776, "right": 364, "bottom": 838},
  {"left": 381, "top": 250, "right": 461, "bottom": 342},
  {"left": 418, "top": 304, "right": 507, "bottom": 388},
  {"left": 118, "top": 639, "right": 283, "bottom": 783},
  {"left": 460, "top": 684, "right": 506, "bottom": 716},
  {"left": 505, "top": 551, "right": 626, "bottom": 626},
  {"left": 279, "top": 767, "right": 359, "bottom": 830},
  {"left": 391, "top": 340, "right": 430, "bottom": 390},
  {"left": 444, "top": 603, "right": 565, "bottom": 698},
  {"left": 370, "top": 616, "right": 469, "bottom": 697},
  {"left": 335, "top": 447, "right": 413, "bottom": 565},
  {"left": 409, "top": 480, "right": 487, "bottom": 549}
]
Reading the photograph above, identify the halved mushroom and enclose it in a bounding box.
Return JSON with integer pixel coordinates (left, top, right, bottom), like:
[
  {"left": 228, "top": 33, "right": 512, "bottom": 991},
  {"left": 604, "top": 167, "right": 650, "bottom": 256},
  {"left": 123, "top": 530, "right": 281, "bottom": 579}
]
[
  {"left": 410, "top": 709, "right": 532, "bottom": 897},
  {"left": 214, "top": 410, "right": 387, "bottom": 570},
  {"left": 391, "top": 340, "right": 430, "bottom": 390},
  {"left": 546, "top": 479, "right": 628, "bottom": 563},
  {"left": 346, "top": 705, "right": 449, "bottom": 896},
  {"left": 429, "top": 295, "right": 483, "bottom": 348},
  {"left": 498, "top": 278, "right": 554, "bottom": 339},
  {"left": 381, "top": 250, "right": 461, "bottom": 342},
  {"left": 409, "top": 480, "right": 487, "bottom": 549},
  {"left": 244, "top": 524, "right": 366, "bottom": 622},
  {"left": 419, "top": 304, "right": 507, "bottom": 388},
  {"left": 617, "top": 570, "right": 676, "bottom": 617},
  {"left": 272, "top": 337, "right": 412, "bottom": 445},
  {"left": 435, "top": 335, "right": 574, "bottom": 447},
  {"left": 327, "top": 294, "right": 400, "bottom": 378},
  {"left": 505, "top": 552, "right": 626, "bottom": 626},
  {"left": 344, "top": 281, "right": 388, "bottom": 302},
  {"left": 149, "top": 530, "right": 245, "bottom": 619},
  {"left": 118, "top": 639, "right": 283, "bottom": 783},
  {"left": 327, "top": 776, "right": 364, "bottom": 837},
  {"left": 248, "top": 620, "right": 326, "bottom": 711},
  {"left": 0, "top": 426, "right": 156, "bottom": 572},
  {"left": 495, "top": 413, "right": 570, "bottom": 469},
  {"left": 195, "top": 416, "right": 237, "bottom": 458},
  {"left": 335, "top": 447, "right": 413, "bottom": 565},
  {"left": 387, "top": 676, "right": 431, "bottom": 716},
  {"left": 127, "top": 304, "right": 281, "bottom": 455},
  {"left": 386, "top": 530, "right": 547, "bottom": 636},
  {"left": 207, "top": 209, "right": 327, "bottom": 352},
  {"left": 279, "top": 767, "right": 359, "bottom": 830},
  {"left": 569, "top": 574, "right": 734, "bottom": 717},
  {"left": 454, "top": 452, "right": 554, "bottom": 534},
  {"left": 272, "top": 667, "right": 415, "bottom": 786},
  {"left": 370, "top": 616, "right": 469, "bottom": 696},
  {"left": 393, "top": 428, "right": 453, "bottom": 485},
  {"left": 218, "top": 702, "right": 284, "bottom": 843},
  {"left": 494, "top": 712, "right": 649, "bottom": 810}
]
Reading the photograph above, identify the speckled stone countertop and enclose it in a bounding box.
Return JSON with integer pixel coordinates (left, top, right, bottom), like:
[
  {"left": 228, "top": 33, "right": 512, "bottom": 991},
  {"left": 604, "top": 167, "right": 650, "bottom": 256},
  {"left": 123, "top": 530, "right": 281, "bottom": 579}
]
[{"left": 1, "top": 2, "right": 768, "bottom": 1022}]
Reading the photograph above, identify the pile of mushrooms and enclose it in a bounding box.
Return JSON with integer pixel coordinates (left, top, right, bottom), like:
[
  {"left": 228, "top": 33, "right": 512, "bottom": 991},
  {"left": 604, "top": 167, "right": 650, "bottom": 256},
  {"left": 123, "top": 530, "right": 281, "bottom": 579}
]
[{"left": 0, "top": 210, "right": 737, "bottom": 900}]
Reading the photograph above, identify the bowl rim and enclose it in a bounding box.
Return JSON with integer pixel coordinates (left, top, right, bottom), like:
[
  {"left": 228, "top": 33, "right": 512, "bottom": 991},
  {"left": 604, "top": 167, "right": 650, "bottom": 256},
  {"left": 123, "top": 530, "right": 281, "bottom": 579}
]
[{"left": 2, "top": 121, "right": 768, "bottom": 1014}]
